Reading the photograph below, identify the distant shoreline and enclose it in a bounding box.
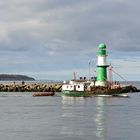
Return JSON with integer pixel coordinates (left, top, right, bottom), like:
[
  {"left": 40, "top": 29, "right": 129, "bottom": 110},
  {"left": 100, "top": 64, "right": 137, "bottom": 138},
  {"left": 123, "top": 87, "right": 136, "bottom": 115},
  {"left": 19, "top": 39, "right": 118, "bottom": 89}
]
[{"left": 0, "top": 74, "right": 35, "bottom": 81}]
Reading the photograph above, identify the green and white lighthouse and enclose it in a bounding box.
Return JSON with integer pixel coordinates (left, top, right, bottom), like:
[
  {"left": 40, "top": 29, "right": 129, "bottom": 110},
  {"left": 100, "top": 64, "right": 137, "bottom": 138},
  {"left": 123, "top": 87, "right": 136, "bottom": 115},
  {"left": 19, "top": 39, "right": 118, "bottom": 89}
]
[{"left": 95, "top": 43, "right": 109, "bottom": 87}]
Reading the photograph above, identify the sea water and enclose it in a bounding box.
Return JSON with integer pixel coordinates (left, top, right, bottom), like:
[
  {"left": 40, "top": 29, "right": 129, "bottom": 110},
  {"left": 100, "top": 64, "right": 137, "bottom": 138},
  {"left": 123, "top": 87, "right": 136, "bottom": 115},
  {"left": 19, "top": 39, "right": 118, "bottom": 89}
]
[{"left": 0, "top": 82, "right": 140, "bottom": 140}]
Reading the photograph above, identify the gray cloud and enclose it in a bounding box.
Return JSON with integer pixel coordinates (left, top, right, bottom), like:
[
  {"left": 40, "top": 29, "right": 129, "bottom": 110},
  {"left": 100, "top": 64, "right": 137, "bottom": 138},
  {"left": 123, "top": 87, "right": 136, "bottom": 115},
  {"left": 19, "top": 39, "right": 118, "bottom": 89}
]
[
  {"left": 0, "top": 0, "right": 140, "bottom": 80},
  {"left": 0, "top": 0, "right": 140, "bottom": 53}
]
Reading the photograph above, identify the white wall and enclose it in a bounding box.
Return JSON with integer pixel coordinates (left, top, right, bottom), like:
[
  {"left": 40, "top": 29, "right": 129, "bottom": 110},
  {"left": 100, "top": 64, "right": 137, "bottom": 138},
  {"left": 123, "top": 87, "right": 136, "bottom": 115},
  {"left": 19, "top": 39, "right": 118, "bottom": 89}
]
[
  {"left": 62, "top": 84, "right": 74, "bottom": 91},
  {"left": 62, "top": 83, "right": 85, "bottom": 91}
]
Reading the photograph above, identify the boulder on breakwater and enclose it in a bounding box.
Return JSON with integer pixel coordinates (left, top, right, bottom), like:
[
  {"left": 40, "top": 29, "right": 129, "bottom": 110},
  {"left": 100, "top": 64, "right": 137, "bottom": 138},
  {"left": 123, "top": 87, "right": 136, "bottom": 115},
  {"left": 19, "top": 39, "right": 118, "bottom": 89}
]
[{"left": 120, "top": 85, "right": 140, "bottom": 93}]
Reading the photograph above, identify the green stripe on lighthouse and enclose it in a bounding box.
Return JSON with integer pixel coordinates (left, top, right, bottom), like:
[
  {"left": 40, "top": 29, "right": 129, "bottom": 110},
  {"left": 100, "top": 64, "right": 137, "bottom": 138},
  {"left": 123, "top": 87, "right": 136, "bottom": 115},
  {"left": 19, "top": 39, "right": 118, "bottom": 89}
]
[{"left": 97, "top": 67, "right": 107, "bottom": 81}]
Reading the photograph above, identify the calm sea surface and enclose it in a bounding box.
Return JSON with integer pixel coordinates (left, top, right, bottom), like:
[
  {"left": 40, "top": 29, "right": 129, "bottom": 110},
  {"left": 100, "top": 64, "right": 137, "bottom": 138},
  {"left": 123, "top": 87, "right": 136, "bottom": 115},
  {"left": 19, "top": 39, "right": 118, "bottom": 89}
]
[{"left": 0, "top": 82, "right": 140, "bottom": 140}]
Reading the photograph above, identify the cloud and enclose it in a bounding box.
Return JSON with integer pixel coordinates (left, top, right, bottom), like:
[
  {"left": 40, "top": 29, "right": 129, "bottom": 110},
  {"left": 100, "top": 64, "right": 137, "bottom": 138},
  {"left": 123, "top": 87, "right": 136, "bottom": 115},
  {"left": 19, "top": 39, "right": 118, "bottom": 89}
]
[
  {"left": 0, "top": 0, "right": 139, "bottom": 80},
  {"left": 1, "top": 0, "right": 140, "bottom": 53}
]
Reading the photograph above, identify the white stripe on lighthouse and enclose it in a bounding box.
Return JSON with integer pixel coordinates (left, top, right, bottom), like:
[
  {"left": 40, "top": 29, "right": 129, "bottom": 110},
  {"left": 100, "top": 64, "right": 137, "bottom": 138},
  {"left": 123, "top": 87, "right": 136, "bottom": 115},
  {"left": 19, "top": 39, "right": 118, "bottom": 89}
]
[{"left": 98, "top": 56, "right": 107, "bottom": 66}]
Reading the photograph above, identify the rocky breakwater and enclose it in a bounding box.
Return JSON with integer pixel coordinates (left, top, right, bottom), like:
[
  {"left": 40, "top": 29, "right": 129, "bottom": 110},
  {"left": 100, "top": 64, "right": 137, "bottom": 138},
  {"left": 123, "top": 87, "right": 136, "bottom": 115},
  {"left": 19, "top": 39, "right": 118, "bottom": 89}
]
[
  {"left": 0, "top": 83, "right": 62, "bottom": 92},
  {"left": 89, "top": 85, "right": 140, "bottom": 95},
  {"left": 0, "top": 83, "right": 139, "bottom": 93}
]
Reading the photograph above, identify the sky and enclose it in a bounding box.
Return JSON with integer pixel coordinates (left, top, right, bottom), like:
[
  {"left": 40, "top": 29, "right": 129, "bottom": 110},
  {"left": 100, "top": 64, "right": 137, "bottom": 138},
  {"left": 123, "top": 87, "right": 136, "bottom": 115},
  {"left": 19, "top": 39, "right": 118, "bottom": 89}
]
[{"left": 0, "top": 0, "right": 140, "bottom": 81}]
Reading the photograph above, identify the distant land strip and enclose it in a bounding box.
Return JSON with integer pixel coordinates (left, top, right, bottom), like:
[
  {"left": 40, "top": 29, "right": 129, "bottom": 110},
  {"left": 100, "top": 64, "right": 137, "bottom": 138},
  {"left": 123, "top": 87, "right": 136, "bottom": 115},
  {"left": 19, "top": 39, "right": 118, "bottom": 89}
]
[{"left": 0, "top": 74, "right": 35, "bottom": 81}]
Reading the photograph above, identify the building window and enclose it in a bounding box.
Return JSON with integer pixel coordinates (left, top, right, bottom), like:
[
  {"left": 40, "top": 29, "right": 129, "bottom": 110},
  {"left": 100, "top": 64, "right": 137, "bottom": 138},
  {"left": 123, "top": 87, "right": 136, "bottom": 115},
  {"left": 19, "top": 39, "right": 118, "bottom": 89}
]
[{"left": 78, "top": 85, "right": 80, "bottom": 88}]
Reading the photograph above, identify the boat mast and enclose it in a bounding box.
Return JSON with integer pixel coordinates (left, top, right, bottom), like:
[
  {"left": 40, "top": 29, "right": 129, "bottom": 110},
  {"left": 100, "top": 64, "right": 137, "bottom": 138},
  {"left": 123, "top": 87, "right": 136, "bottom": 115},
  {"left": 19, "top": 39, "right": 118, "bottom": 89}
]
[
  {"left": 108, "top": 65, "right": 113, "bottom": 83},
  {"left": 73, "top": 72, "right": 77, "bottom": 80}
]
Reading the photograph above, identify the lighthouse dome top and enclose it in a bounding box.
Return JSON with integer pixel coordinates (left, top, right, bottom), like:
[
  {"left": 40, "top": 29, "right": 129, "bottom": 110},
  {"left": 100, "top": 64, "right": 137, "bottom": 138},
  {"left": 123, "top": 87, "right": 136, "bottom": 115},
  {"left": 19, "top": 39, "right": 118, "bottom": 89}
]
[{"left": 98, "top": 43, "right": 106, "bottom": 49}]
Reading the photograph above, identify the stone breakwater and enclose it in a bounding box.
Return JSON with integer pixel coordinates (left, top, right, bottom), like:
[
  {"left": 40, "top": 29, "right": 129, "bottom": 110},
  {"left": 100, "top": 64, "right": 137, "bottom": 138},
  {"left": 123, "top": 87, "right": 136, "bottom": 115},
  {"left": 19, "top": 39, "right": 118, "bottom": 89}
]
[
  {"left": 89, "top": 85, "right": 140, "bottom": 94},
  {"left": 0, "top": 83, "right": 62, "bottom": 92},
  {"left": 0, "top": 83, "right": 139, "bottom": 93}
]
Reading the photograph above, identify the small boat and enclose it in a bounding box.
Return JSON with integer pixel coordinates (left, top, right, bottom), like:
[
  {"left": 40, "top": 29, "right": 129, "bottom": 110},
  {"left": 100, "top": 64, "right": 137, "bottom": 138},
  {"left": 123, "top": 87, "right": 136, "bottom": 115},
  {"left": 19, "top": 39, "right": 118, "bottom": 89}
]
[
  {"left": 60, "top": 79, "right": 130, "bottom": 98},
  {"left": 32, "top": 92, "right": 55, "bottom": 97},
  {"left": 60, "top": 79, "right": 93, "bottom": 97}
]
